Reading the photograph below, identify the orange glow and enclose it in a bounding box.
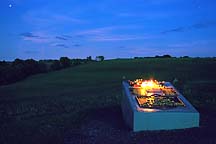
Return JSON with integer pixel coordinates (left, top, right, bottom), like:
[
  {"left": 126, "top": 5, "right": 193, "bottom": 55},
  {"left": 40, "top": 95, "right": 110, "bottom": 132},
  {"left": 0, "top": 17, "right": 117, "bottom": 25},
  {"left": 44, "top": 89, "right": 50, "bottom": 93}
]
[
  {"left": 129, "top": 78, "right": 184, "bottom": 109},
  {"left": 143, "top": 108, "right": 157, "bottom": 112},
  {"left": 141, "top": 80, "right": 157, "bottom": 88},
  {"left": 131, "top": 79, "right": 163, "bottom": 96},
  {"left": 140, "top": 80, "right": 161, "bottom": 94},
  {"left": 137, "top": 108, "right": 158, "bottom": 112}
]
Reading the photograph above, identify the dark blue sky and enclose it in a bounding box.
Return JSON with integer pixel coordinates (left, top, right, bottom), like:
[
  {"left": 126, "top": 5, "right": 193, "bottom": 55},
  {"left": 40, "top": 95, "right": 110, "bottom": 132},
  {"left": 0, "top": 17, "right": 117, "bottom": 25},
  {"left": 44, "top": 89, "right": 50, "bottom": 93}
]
[{"left": 1, "top": 0, "right": 216, "bottom": 60}]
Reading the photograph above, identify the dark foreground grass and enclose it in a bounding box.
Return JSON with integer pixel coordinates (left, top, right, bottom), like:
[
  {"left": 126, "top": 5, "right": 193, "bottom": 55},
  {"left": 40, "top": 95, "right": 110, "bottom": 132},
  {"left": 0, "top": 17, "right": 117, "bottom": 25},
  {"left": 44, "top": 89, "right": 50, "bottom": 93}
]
[{"left": 0, "top": 58, "right": 216, "bottom": 144}]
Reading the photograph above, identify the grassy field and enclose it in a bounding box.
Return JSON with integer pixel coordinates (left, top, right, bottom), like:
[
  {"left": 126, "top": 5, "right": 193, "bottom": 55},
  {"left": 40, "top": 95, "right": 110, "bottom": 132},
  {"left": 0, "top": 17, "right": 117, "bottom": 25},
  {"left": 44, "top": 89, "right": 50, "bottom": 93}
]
[{"left": 0, "top": 58, "right": 216, "bottom": 144}]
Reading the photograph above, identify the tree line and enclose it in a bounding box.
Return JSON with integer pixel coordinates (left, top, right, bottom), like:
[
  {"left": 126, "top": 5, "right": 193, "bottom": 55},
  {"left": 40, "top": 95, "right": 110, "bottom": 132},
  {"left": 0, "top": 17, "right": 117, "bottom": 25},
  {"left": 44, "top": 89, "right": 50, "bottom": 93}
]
[
  {"left": 134, "top": 55, "right": 191, "bottom": 59},
  {"left": 0, "top": 56, "right": 104, "bottom": 86}
]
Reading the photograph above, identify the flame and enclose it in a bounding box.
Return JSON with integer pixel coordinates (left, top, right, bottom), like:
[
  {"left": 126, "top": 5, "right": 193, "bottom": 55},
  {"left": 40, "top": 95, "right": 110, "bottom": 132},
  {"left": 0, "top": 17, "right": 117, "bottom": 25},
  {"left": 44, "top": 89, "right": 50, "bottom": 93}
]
[
  {"left": 141, "top": 80, "right": 158, "bottom": 88},
  {"left": 141, "top": 80, "right": 154, "bottom": 88},
  {"left": 139, "top": 80, "right": 161, "bottom": 96},
  {"left": 131, "top": 79, "right": 163, "bottom": 96}
]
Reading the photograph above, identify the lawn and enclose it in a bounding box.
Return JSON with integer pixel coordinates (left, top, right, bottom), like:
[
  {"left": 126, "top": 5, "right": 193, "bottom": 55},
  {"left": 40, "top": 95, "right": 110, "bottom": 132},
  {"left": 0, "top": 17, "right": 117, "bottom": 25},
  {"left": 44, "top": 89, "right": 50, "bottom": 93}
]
[{"left": 0, "top": 58, "right": 216, "bottom": 144}]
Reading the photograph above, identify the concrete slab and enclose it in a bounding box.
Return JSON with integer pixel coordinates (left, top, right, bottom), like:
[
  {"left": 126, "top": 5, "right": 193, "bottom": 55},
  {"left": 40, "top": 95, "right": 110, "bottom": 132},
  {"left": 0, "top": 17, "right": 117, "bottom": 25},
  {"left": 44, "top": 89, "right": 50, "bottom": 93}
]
[{"left": 121, "top": 81, "right": 199, "bottom": 131}]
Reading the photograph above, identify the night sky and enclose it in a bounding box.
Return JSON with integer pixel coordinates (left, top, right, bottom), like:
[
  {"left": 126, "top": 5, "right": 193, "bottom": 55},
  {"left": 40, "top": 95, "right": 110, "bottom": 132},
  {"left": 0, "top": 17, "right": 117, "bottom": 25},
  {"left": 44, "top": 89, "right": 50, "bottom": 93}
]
[{"left": 1, "top": 0, "right": 216, "bottom": 60}]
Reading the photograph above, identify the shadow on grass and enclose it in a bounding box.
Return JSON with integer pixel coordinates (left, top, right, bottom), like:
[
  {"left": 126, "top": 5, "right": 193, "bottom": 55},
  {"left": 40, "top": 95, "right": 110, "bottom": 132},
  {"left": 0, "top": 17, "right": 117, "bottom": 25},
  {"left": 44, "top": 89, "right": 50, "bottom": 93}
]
[
  {"left": 82, "top": 105, "right": 128, "bottom": 130},
  {"left": 64, "top": 106, "right": 216, "bottom": 144}
]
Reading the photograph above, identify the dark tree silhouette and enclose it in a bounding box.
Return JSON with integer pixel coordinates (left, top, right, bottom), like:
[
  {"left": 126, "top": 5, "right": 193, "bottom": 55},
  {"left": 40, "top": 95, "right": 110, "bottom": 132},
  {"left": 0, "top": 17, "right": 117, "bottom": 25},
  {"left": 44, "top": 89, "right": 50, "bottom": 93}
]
[
  {"left": 96, "top": 56, "right": 104, "bottom": 61},
  {"left": 87, "top": 56, "right": 92, "bottom": 61},
  {"left": 60, "top": 57, "right": 71, "bottom": 68}
]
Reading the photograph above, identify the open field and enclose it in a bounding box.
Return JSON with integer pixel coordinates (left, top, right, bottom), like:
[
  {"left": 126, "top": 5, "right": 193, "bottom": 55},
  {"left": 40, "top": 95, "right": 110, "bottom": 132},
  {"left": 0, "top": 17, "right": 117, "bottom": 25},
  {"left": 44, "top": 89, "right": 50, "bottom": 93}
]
[{"left": 0, "top": 58, "right": 216, "bottom": 144}]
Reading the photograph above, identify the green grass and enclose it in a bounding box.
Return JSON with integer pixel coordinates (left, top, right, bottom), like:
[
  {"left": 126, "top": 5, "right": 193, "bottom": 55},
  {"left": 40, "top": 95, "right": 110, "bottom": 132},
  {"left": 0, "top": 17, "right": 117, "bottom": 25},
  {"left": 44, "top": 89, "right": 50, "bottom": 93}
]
[{"left": 0, "top": 58, "right": 216, "bottom": 144}]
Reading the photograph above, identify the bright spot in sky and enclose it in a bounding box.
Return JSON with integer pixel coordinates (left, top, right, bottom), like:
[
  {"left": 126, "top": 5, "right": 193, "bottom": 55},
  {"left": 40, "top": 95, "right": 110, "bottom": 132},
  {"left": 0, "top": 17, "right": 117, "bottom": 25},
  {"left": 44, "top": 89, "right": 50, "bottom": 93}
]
[{"left": 9, "top": 4, "right": 12, "bottom": 8}]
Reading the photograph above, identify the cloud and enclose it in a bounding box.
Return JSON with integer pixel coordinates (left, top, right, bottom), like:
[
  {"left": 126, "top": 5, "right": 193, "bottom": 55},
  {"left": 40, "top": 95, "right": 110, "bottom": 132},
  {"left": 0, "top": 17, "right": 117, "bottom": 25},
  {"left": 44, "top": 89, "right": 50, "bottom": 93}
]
[
  {"left": 23, "top": 9, "right": 85, "bottom": 29},
  {"left": 117, "top": 11, "right": 174, "bottom": 19},
  {"left": 161, "top": 20, "right": 216, "bottom": 34},
  {"left": 190, "top": 21, "right": 216, "bottom": 29},
  {"left": 73, "top": 44, "right": 81, "bottom": 47},
  {"left": 62, "top": 35, "right": 73, "bottom": 38},
  {"left": 20, "top": 32, "right": 40, "bottom": 38},
  {"left": 20, "top": 32, "right": 49, "bottom": 43},
  {"left": 77, "top": 27, "right": 115, "bottom": 36},
  {"left": 55, "top": 36, "right": 67, "bottom": 40},
  {"left": 51, "top": 42, "right": 81, "bottom": 48},
  {"left": 161, "top": 27, "right": 185, "bottom": 34},
  {"left": 76, "top": 26, "right": 150, "bottom": 41},
  {"left": 91, "top": 35, "right": 149, "bottom": 41},
  {"left": 54, "top": 44, "right": 68, "bottom": 48},
  {"left": 119, "top": 46, "right": 126, "bottom": 48},
  {"left": 76, "top": 26, "right": 141, "bottom": 36},
  {"left": 52, "top": 15, "right": 84, "bottom": 23},
  {"left": 19, "top": 31, "right": 82, "bottom": 47}
]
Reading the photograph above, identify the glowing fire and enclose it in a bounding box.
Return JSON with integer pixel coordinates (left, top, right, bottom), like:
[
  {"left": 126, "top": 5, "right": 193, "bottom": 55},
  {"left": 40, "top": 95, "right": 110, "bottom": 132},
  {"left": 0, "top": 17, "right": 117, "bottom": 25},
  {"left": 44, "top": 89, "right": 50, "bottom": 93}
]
[
  {"left": 131, "top": 79, "right": 163, "bottom": 96},
  {"left": 141, "top": 80, "right": 157, "bottom": 88},
  {"left": 129, "top": 78, "right": 184, "bottom": 109}
]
